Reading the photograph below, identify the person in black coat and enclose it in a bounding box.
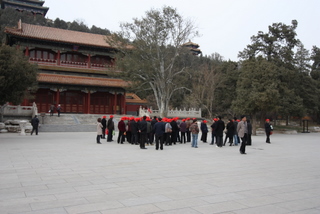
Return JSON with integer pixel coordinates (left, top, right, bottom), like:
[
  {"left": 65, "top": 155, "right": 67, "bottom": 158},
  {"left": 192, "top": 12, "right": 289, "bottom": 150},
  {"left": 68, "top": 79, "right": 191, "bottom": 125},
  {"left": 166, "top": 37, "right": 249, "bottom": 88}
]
[
  {"left": 153, "top": 118, "right": 166, "bottom": 150},
  {"left": 170, "top": 118, "right": 179, "bottom": 145},
  {"left": 31, "top": 115, "right": 39, "bottom": 135},
  {"left": 265, "top": 119, "right": 272, "bottom": 143},
  {"left": 130, "top": 118, "right": 139, "bottom": 145},
  {"left": 215, "top": 116, "right": 225, "bottom": 147},
  {"left": 138, "top": 116, "right": 148, "bottom": 149},
  {"left": 101, "top": 116, "right": 107, "bottom": 139},
  {"left": 223, "top": 119, "right": 234, "bottom": 146},
  {"left": 200, "top": 120, "right": 208, "bottom": 143},
  {"left": 150, "top": 116, "right": 157, "bottom": 144},
  {"left": 210, "top": 119, "right": 217, "bottom": 145},
  {"left": 106, "top": 115, "right": 114, "bottom": 142}
]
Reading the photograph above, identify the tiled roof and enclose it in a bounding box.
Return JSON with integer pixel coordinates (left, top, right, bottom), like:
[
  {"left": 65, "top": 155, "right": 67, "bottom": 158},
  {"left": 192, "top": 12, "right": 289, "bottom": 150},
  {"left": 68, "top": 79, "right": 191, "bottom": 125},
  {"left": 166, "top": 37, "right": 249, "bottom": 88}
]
[
  {"left": 38, "top": 73, "right": 128, "bottom": 88},
  {"left": 126, "top": 93, "right": 147, "bottom": 104},
  {"left": 5, "top": 22, "right": 113, "bottom": 48}
]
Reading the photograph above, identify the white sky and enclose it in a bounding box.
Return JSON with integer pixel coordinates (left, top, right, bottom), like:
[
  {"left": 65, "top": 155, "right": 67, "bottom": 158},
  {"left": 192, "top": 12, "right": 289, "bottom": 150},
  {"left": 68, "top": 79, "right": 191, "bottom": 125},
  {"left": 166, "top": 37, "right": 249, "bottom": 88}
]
[{"left": 45, "top": 0, "right": 320, "bottom": 61}]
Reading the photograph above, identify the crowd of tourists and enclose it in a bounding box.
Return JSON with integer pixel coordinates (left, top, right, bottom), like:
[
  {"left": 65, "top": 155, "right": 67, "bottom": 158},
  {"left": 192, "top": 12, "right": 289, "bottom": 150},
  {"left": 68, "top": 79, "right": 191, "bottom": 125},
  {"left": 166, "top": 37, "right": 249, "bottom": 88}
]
[{"left": 96, "top": 115, "right": 273, "bottom": 154}]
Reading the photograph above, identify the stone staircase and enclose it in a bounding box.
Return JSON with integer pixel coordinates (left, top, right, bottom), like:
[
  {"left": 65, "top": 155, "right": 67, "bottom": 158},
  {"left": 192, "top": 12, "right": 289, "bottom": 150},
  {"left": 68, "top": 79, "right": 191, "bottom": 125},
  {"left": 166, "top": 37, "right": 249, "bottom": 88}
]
[{"left": 39, "top": 113, "right": 129, "bottom": 132}]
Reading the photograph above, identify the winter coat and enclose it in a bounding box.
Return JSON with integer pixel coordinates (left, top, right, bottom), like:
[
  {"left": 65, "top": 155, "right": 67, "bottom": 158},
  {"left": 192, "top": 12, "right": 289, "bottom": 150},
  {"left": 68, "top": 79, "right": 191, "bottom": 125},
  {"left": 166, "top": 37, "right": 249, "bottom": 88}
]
[
  {"left": 180, "top": 122, "right": 187, "bottom": 132},
  {"left": 226, "top": 122, "right": 235, "bottom": 137},
  {"left": 97, "top": 122, "right": 103, "bottom": 135},
  {"left": 215, "top": 120, "right": 225, "bottom": 137},
  {"left": 200, "top": 122, "right": 208, "bottom": 133},
  {"left": 118, "top": 120, "right": 126, "bottom": 132},
  {"left": 189, "top": 122, "right": 200, "bottom": 134},
  {"left": 237, "top": 121, "right": 248, "bottom": 138}
]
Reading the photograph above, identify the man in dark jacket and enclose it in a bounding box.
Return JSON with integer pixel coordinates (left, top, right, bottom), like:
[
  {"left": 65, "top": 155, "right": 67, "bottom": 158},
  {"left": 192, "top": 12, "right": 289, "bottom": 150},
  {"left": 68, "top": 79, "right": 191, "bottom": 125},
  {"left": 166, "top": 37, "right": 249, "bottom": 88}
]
[
  {"left": 150, "top": 116, "right": 157, "bottom": 144},
  {"left": 130, "top": 118, "right": 138, "bottom": 145},
  {"left": 200, "top": 120, "right": 208, "bottom": 143},
  {"left": 31, "top": 115, "right": 39, "bottom": 135},
  {"left": 138, "top": 116, "right": 148, "bottom": 149},
  {"left": 107, "top": 115, "right": 114, "bottom": 142},
  {"left": 153, "top": 118, "right": 166, "bottom": 150},
  {"left": 101, "top": 116, "right": 107, "bottom": 139},
  {"left": 215, "top": 116, "right": 225, "bottom": 147},
  {"left": 210, "top": 118, "right": 217, "bottom": 145}
]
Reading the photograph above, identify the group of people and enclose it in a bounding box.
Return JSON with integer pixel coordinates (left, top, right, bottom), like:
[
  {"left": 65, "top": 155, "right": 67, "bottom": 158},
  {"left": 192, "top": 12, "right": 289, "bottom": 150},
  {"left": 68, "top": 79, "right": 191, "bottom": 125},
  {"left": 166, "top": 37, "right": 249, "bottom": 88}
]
[
  {"left": 49, "top": 104, "right": 62, "bottom": 117},
  {"left": 96, "top": 115, "right": 274, "bottom": 153}
]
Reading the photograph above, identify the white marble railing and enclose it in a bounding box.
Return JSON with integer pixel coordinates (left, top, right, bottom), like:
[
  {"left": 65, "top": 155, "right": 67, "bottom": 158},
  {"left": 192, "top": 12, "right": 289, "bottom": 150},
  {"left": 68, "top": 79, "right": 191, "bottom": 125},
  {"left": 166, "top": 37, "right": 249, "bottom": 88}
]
[
  {"left": 2, "top": 102, "right": 38, "bottom": 117},
  {"left": 139, "top": 106, "right": 201, "bottom": 118}
]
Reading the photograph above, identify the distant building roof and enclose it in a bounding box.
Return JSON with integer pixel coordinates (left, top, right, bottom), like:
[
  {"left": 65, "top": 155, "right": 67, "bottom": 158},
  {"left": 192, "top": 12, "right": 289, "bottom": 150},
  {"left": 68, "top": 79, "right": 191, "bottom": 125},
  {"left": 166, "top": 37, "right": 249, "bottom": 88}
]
[
  {"left": 182, "top": 40, "right": 202, "bottom": 55},
  {"left": 1, "top": 0, "right": 49, "bottom": 15},
  {"left": 5, "top": 22, "right": 114, "bottom": 49},
  {"left": 126, "top": 93, "right": 147, "bottom": 104}
]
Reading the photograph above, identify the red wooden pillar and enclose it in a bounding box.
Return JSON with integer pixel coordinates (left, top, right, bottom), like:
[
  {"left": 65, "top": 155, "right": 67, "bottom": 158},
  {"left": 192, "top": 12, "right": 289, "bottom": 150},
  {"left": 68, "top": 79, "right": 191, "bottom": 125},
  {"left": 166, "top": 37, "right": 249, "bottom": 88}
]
[
  {"left": 87, "top": 54, "right": 91, "bottom": 68},
  {"left": 56, "top": 89, "right": 60, "bottom": 105},
  {"left": 113, "top": 93, "right": 117, "bottom": 114},
  {"left": 122, "top": 92, "right": 126, "bottom": 115},
  {"left": 25, "top": 46, "right": 29, "bottom": 57},
  {"left": 86, "top": 92, "right": 91, "bottom": 114},
  {"left": 57, "top": 50, "right": 61, "bottom": 65}
]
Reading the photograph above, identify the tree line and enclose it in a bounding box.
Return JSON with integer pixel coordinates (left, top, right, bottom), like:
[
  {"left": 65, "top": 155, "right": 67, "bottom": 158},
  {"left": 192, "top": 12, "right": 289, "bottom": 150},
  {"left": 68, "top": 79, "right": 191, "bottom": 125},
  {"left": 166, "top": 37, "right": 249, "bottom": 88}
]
[{"left": 110, "top": 6, "right": 320, "bottom": 130}]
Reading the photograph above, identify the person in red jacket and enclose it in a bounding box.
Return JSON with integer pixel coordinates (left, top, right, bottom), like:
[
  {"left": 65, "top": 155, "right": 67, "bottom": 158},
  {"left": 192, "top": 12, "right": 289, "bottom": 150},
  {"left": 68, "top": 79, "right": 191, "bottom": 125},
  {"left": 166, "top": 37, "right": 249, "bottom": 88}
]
[{"left": 117, "top": 117, "right": 126, "bottom": 144}]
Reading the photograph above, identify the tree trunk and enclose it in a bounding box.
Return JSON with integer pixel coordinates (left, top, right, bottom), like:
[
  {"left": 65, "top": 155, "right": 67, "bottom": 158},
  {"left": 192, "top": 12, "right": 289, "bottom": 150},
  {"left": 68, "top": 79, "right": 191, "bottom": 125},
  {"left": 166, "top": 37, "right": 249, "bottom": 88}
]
[{"left": 252, "top": 113, "right": 257, "bottom": 135}]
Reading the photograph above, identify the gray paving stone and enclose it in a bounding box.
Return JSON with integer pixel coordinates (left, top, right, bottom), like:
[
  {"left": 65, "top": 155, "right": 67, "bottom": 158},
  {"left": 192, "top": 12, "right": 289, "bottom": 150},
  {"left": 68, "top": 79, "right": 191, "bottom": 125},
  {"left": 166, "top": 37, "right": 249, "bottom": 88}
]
[
  {"left": 0, "top": 131, "right": 320, "bottom": 214},
  {"left": 101, "top": 204, "right": 162, "bottom": 214}
]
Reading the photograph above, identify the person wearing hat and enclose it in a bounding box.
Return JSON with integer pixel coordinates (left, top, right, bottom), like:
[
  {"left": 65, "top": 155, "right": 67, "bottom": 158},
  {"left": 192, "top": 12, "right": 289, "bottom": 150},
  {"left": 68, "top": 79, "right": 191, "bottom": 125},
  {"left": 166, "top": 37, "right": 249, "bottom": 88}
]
[
  {"left": 130, "top": 117, "right": 139, "bottom": 145},
  {"left": 117, "top": 117, "right": 126, "bottom": 144},
  {"left": 215, "top": 116, "right": 225, "bottom": 148},
  {"left": 107, "top": 115, "right": 115, "bottom": 142},
  {"left": 233, "top": 117, "right": 239, "bottom": 146},
  {"left": 96, "top": 118, "right": 103, "bottom": 144},
  {"left": 210, "top": 118, "right": 217, "bottom": 145},
  {"left": 224, "top": 119, "right": 235, "bottom": 146},
  {"left": 200, "top": 120, "right": 208, "bottom": 143},
  {"left": 180, "top": 119, "right": 187, "bottom": 144},
  {"left": 138, "top": 116, "right": 148, "bottom": 149},
  {"left": 153, "top": 118, "right": 166, "bottom": 150},
  {"left": 189, "top": 119, "right": 200, "bottom": 148},
  {"left": 101, "top": 116, "right": 107, "bottom": 139},
  {"left": 265, "top": 119, "right": 272, "bottom": 143},
  {"left": 186, "top": 118, "right": 191, "bottom": 142},
  {"left": 170, "top": 118, "right": 179, "bottom": 145},
  {"left": 237, "top": 115, "right": 248, "bottom": 154}
]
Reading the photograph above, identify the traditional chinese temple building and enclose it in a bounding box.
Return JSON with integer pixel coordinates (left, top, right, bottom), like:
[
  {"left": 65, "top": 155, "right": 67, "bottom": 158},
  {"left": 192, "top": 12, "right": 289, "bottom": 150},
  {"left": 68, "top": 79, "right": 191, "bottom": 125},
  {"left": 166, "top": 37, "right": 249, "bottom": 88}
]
[
  {"left": 5, "top": 21, "right": 146, "bottom": 115},
  {"left": 0, "top": 0, "right": 49, "bottom": 16},
  {"left": 182, "top": 40, "right": 202, "bottom": 55}
]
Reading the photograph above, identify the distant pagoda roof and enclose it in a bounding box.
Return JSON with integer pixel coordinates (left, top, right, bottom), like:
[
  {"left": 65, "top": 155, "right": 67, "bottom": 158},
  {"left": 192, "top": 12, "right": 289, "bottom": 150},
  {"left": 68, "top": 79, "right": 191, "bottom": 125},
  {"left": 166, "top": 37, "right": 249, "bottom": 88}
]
[
  {"left": 5, "top": 22, "right": 114, "bottom": 49},
  {"left": 0, "top": 0, "right": 49, "bottom": 15},
  {"left": 182, "top": 40, "right": 202, "bottom": 55}
]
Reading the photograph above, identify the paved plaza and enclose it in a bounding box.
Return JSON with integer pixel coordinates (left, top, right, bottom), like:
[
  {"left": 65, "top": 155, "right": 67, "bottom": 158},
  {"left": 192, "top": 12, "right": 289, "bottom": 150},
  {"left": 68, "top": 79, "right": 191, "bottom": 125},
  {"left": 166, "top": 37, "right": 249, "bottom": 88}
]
[{"left": 0, "top": 131, "right": 320, "bottom": 214}]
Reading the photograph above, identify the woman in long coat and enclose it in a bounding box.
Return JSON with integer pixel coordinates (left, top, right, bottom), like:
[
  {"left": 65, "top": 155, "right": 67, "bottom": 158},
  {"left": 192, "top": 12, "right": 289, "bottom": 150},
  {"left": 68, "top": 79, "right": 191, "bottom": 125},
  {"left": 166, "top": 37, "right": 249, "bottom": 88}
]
[
  {"left": 224, "top": 119, "right": 234, "bottom": 146},
  {"left": 96, "top": 118, "right": 103, "bottom": 144}
]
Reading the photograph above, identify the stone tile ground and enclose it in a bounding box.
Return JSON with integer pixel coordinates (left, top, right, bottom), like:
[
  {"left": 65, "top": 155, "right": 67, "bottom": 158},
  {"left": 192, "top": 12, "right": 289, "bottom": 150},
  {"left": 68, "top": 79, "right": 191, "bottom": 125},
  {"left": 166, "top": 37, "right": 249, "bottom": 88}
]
[{"left": 0, "top": 131, "right": 320, "bottom": 214}]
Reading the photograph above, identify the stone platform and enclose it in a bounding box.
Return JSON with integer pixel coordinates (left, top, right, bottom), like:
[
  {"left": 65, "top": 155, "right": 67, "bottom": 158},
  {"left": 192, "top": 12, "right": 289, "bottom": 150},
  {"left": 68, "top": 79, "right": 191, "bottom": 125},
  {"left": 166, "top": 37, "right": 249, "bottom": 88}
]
[{"left": 0, "top": 132, "right": 320, "bottom": 213}]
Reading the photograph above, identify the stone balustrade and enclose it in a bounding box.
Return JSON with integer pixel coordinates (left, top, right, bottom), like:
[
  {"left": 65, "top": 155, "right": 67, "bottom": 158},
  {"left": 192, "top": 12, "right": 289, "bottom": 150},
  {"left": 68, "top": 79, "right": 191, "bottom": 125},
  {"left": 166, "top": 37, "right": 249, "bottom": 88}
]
[{"left": 139, "top": 106, "right": 202, "bottom": 118}]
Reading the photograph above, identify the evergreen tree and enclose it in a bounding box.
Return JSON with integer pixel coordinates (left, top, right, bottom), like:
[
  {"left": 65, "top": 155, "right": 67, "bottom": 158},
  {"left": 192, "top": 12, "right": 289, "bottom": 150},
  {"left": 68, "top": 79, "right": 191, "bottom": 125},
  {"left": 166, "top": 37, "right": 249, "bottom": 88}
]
[{"left": 0, "top": 45, "right": 38, "bottom": 105}]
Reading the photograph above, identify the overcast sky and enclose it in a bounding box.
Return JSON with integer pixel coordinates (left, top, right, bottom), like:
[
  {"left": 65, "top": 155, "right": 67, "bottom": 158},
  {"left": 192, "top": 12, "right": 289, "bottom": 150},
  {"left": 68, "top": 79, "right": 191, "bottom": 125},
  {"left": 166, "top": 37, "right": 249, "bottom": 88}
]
[{"left": 45, "top": 0, "right": 320, "bottom": 61}]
